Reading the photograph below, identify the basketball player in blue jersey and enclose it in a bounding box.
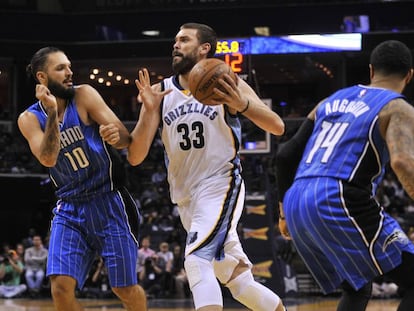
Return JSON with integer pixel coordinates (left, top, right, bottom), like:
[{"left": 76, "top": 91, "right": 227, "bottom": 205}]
[
  {"left": 277, "top": 40, "right": 414, "bottom": 311},
  {"left": 17, "top": 47, "right": 147, "bottom": 311},
  {"left": 127, "top": 23, "right": 287, "bottom": 311}
]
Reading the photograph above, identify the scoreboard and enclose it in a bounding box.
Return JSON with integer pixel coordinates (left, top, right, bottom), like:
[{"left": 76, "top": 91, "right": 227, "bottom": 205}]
[
  {"left": 215, "top": 33, "right": 361, "bottom": 74},
  {"left": 215, "top": 38, "right": 249, "bottom": 74}
]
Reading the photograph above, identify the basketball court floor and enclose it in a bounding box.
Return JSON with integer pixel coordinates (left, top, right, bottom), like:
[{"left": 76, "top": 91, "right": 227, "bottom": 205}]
[{"left": 0, "top": 296, "right": 399, "bottom": 310}]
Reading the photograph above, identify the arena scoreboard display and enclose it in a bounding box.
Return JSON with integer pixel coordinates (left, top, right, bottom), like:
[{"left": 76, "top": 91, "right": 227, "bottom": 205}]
[
  {"left": 215, "top": 34, "right": 361, "bottom": 74},
  {"left": 215, "top": 38, "right": 250, "bottom": 74},
  {"left": 214, "top": 34, "right": 361, "bottom": 154}
]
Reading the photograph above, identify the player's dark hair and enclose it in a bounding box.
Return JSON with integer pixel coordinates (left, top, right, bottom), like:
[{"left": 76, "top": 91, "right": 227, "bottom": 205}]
[
  {"left": 180, "top": 23, "right": 217, "bottom": 58},
  {"left": 26, "top": 46, "right": 63, "bottom": 82},
  {"left": 370, "top": 40, "right": 412, "bottom": 78}
]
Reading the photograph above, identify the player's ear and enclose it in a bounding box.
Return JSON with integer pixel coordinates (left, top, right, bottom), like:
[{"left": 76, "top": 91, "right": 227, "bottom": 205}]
[
  {"left": 36, "top": 71, "right": 47, "bottom": 84},
  {"left": 406, "top": 68, "right": 414, "bottom": 85},
  {"left": 199, "top": 42, "right": 211, "bottom": 56},
  {"left": 369, "top": 64, "right": 374, "bottom": 80}
]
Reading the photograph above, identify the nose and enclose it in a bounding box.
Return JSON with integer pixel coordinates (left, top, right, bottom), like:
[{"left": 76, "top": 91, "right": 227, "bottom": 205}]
[{"left": 173, "top": 40, "right": 180, "bottom": 49}]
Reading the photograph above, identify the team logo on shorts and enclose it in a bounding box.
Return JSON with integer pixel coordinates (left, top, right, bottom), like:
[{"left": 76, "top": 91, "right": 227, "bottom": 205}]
[
  {"left": 382, "top": 229, "right": 409, "bottom": 252},
  {"left": 187, "top": 231, "right": 198, "bottom": 245}
]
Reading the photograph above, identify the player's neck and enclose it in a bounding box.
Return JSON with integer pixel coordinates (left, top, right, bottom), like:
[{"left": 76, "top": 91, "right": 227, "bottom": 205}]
[
  {"left": 178, "top": 73, "right": 190, "bottom": 90},
  {"left": 369, "top": 77, "right": 405, "bottom": 94},
  {"left": 56, "top": 98, "right": 69, "bottom": 120}
]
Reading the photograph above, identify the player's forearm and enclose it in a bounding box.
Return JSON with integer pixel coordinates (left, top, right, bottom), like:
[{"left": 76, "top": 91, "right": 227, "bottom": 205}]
[
  {"left": 127, "top": 108, "right": 160, "bottom": 166},
  {"left": 39, "top": 108, "right": 60, "bottom": 167},
  {"left": 243, "top": 99, "right": 285, "bottom": 136},
  {"left": 127, "top": 133, "right": 153, "bottom": 166},
  {"left": 113, "top": 129, "right": 132, "bottom": 150}
]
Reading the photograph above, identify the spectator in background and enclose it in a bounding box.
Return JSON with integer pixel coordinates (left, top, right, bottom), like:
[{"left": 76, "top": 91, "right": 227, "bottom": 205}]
[
  {"left": 157, "top": 242, "right": 174, "bottom": 297},
  {"left": 170, "top": 244, "right": 189, "bottom": 299},
  {"left": 151, "top": 164, "right": 167, "bottom": 190},
  {"left": 24, "top": 234, "right": 48, "bottom": 297},
  {"left": 151, "top": 164, "right": 167, "bottom": 184},
  {"left": 153, "top": 202, "right": 175, "bottom": 232},
  {"left": 157, "top": 242, "right": 173, "bottom": 272},
  {"left": 1, "top": 243, "right": 11, "bottom": 258},
  {"left": 0, "top": 250, "right": 27, "bottom": 298},
  {"left": 21, "top": 228, "right": 37, "bottom": 249},
  {"left": 140, "top": 184, "right": 162, "bottom": 209},
  {"left": 137, "top": 236, "right": 156, "bottom": 276},
  {"left": 139, "top": 253, "right": 166, "bottom": 299},
  {"left": 15, "top": 243, "right": 25, "bottom": 264},
  {"left": 43, "top": 232, "right": 51, "bottom": 250},
  {"left": 81, "top": 256, "right": 113, "bottom": 299}
]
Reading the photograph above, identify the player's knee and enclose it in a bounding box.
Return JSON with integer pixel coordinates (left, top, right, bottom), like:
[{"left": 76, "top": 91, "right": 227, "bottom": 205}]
[
  {"left": 184, "top": 254, "right": 222, "bottom": 309},
  {"left": 213, "top": 253, "right": 244, "bottom": 284},
  {"left": 112, "top": 285, "right": 134, "bottom": 298},
  {"left": 112, "top": 285, "right": 146, "bottom": 305},
  {"left": 226, "top": 270, "right": 281, "bottom": 311},
  {"left": 50, "top": 275, "right": 77, "bottom": 300},
  {"left": 185, "top": 254, "right": 209, "bottom": 289}
]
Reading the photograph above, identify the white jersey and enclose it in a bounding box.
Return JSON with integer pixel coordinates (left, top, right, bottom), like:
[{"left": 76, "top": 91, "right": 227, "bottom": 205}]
[{"left": 160, "top": 75, "right": 242, "bottom": 204}]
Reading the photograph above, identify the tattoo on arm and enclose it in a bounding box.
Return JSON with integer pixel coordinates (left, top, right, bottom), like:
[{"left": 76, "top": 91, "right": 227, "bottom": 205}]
[
  {"left": 41, "top": 109, "right": 60, "bottom": 160},
  {"left": 385, "top": 100, "right": 414, "bottom": 199}
]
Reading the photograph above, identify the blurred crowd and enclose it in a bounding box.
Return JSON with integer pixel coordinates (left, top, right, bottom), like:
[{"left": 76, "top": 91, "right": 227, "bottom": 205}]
[{"left": 0, "top": 228, "right": 190, "bottom": 300}]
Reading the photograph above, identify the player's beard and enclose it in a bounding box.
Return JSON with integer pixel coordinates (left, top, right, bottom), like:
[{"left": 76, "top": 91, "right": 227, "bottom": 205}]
[
  {"left": 48, "top": 78, "right": 75, "bottom": 100},
  {"left": 172, "top": 53, "right": 197, "bottom": 75}
]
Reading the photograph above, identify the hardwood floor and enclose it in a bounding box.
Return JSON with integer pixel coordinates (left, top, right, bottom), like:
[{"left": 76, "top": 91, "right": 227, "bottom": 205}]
[{"left": 0, "top": 296, "right": 399, "bottom": 310}]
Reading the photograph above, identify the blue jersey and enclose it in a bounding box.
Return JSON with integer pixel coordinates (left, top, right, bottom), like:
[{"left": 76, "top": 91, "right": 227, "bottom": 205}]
[
  {"left": 27, "top": 99, "right": 125, "bottom": 201},
  {"left": 283, "top": 85, "right": 414, "bottom": 294},
  {"left": 295, "top": 84, "right": 402, "bottom": 194},
  {"left": 27, "top": 97, "right": 140, "bottom": 288}
]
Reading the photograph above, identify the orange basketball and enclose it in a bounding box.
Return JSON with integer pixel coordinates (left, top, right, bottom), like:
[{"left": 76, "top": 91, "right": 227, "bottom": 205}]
[{"left": 188, "top": 58, "right": 237, "bottom": 105}]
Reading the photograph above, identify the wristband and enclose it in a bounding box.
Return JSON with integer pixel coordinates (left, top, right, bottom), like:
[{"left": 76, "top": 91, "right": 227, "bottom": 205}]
[{"left": 239, "top": 99, "right": 250, "bottom": 114}]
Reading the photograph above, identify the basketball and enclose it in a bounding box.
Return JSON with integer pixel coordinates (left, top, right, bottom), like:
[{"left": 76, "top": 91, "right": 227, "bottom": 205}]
[{"left": 188, "top": 58, "right": 237, "bottom": 105}]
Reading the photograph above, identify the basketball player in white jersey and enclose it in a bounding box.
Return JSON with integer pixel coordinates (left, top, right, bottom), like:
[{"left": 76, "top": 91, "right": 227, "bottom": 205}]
[{"left": 128, "top": 23, "right": 286, "bottom": 311}]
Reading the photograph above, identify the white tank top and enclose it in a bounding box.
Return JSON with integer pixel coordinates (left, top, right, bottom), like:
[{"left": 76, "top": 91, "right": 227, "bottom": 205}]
[{"left": 160, "top": 75, "right": 242, "bottom": 204}]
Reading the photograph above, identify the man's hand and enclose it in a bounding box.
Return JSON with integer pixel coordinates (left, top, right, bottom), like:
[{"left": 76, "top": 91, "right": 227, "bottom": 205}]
[
  {"left": 135, "top": 68, "right": 171, "bottom": 111},
  {"left": 278, "top": 218, "right": 291, "bottom": 240},
  {"left": 278, "top": 202, "right": 291, "bottom": 240},
  {"left": 209, "top": 74, "right": 244, "bottom": 110},
  {"left": 35, "top": 84, "right": 57, "bottom": 111},
  {"left": 99, "top": 123, "right": 120, "bottom": 145}
]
